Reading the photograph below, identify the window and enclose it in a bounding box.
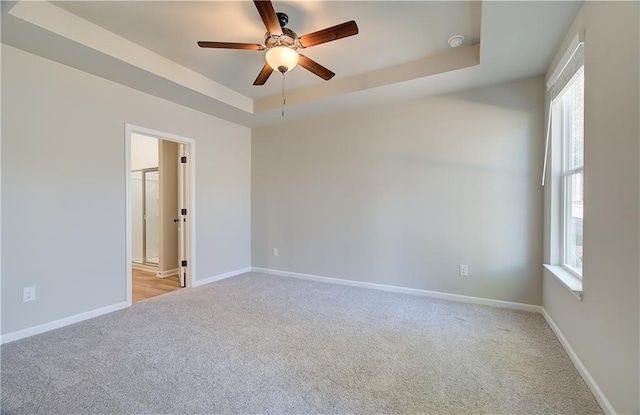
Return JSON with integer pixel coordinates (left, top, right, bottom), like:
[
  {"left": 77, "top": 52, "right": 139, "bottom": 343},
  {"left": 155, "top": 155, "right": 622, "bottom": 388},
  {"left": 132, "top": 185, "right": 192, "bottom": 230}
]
[
  {"left": 544, "top": 33, "right": 584, "bottom": 296},
  {"left": 554, "top": 67, "right": 584, "bottom": 278}
]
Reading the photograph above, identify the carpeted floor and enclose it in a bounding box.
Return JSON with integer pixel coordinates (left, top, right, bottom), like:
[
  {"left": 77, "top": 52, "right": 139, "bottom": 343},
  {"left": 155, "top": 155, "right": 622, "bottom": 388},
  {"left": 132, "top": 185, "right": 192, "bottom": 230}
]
[{"left": 1, "top": 272, "right": 602, "bottom": 414}]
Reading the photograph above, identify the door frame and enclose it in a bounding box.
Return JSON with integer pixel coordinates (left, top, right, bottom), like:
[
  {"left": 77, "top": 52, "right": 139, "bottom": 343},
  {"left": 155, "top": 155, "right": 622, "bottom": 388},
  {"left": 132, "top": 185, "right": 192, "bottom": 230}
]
[{"left": 125, "top": 124, "right": 197, "bottom": 306}]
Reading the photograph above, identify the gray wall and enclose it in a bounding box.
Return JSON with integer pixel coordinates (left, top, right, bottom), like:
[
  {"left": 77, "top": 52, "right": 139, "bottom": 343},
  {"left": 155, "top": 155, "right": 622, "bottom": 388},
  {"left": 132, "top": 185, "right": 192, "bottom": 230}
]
[
  {"left": 253, "top": 76, "right": 544, "bottom": 305},
  {"left": 1, "top": 45, "right": 251, "bottom": 335},
  {"left": 542, "top": 2, "right": 639, "bottom": 414}
]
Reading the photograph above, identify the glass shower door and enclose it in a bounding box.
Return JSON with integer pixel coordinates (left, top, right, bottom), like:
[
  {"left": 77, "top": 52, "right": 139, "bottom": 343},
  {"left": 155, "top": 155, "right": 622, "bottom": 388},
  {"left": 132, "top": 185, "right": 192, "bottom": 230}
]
[
  {"left": 131, "top": 169, "right": 159, "bottom": 266},
  {"left": 145, "top": 170, "right": 159, "bottom": 265},
  {"left": 131, "top": 171, "right": 143, "bottom": 264}
]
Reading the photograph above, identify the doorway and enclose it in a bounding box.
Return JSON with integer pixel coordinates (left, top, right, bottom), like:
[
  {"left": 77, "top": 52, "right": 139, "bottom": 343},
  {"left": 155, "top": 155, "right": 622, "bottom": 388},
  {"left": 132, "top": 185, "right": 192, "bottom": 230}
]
[{"left": 125, "top": 125, "right": 197, "bottom": 306}]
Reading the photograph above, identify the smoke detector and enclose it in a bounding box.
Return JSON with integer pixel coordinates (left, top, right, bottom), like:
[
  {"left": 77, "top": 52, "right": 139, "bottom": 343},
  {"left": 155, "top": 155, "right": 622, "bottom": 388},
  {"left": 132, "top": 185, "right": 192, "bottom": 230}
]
[{"left": 448, "top": 35, "right": 465, "bottom": 48}]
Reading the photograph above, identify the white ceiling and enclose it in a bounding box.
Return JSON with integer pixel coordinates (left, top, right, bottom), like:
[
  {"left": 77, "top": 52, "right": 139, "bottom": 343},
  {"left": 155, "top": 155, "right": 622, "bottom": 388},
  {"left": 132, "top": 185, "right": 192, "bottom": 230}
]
[
  {"left": 52, "top": 1, "right": 482, "bottom": 100},
  {"left": 2, "top": 1, "right": 582, "bottom": 127}
]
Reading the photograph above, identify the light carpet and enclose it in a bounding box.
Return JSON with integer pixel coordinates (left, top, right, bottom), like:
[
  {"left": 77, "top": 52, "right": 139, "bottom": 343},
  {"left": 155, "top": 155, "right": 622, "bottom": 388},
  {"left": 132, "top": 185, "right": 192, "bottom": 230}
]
[{"left": 1, "top": 272, "right": 602, "bottom": 414}]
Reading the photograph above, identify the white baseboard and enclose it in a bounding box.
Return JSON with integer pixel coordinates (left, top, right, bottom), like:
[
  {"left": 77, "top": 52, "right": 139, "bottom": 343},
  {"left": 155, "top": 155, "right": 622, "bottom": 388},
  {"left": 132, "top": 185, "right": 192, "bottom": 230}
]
[
  {"left": 0, "top": 301, "right": 128, "bottom": 345},
  {"left": 541, "top": 309, "right": 615, "bottom": 414},
  {"left": 251, "top": 267, "right": 541, "bottom": 313},
  {"left": 132, "top": 263, "right": 157, "bottom": 273},
  {"left": 192, "top": 267, "right": 252, "bottom": 287},
  {"left": 157, "top": 268, "right": 179, "bottom": 278}
]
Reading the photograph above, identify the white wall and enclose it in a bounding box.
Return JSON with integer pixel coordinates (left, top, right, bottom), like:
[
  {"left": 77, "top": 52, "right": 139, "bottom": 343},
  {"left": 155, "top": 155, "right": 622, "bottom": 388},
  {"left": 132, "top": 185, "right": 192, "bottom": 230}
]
[
  {"left": 542, "top": 3, "right": 639, "bottom": 414},
  {"left": 252, "top": 76, "right": 544, "bottom": 305},
  {"left": 1, "top": 45, "right": 251, "bottom": 335},
  {"left": 131, "top": 133, "right": 158, "bottom": 171}
]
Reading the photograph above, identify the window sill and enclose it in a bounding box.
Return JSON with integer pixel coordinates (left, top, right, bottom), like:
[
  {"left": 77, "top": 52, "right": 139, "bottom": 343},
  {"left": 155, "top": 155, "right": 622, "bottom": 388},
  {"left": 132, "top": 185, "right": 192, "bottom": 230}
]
[{"left": 544, "top": 264, "right": 583, "bottom": 301}]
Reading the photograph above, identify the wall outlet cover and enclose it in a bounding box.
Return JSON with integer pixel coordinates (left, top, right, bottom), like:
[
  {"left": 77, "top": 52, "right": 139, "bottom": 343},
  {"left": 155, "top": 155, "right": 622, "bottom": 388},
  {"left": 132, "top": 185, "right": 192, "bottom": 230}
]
[
  {"left": 23, "top": 286, "right": 36, "bottom": 302},
  {"left": 459, "top": 264, "right": 469, "bottom": 276}
]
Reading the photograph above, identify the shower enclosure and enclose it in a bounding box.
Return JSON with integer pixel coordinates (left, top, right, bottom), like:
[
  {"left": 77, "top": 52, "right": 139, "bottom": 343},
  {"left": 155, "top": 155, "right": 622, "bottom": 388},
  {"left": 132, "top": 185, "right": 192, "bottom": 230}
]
[{"left": 132, "top": 168, "right": 159, "bottom": 266}]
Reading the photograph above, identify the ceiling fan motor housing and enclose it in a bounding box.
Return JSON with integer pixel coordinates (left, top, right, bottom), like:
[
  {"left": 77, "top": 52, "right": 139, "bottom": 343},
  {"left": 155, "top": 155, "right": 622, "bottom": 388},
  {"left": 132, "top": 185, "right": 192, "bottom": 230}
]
[
  {"left": 265, "top": 27, "right": 299, "bottom": 50},
  {"left": 276, "top": 12, "right": 289, "bottom": 28}
]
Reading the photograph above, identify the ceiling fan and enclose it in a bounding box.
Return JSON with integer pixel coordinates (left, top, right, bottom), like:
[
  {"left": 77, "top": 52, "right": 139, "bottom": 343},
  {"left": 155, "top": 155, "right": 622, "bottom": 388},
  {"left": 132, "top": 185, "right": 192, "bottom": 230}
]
[{"left": 198, "top": 0, "right": 359, "bottom": 86}]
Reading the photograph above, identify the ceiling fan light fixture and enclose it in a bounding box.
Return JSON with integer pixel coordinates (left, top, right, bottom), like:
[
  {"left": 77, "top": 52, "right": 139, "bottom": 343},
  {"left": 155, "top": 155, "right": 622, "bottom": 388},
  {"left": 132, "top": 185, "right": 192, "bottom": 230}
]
[{"left": 266, "top": 46, "right": 299, "bottom": 73}]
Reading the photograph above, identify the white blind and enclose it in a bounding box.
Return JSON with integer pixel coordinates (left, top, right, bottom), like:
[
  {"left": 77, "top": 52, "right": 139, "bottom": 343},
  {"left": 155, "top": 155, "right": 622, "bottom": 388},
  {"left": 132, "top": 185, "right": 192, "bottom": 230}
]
[
  {"left": 549, "top": 43, "right": 584, "bottom": 100},
  {"left": 546, "top": 30, "right": 585, "bottom": 98}
]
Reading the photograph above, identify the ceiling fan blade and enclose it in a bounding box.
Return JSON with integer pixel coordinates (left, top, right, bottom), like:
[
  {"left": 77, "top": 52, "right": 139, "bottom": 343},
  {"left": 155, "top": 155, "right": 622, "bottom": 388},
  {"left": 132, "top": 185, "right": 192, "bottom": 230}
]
[
  {"left": 198, "top": 41, "right": 264, "bottom": 50},
  {"left": 298, "top": 21, "right": 359, "bottom": 48},
  {"left": 254, "top": 62, "right": 274, "bottom": 85},
  {"left": 253, "top": 0, "right": 282, "bottom": 36},
  {"left": 298, "top": 55, "right": 335, "bottom": 81}
]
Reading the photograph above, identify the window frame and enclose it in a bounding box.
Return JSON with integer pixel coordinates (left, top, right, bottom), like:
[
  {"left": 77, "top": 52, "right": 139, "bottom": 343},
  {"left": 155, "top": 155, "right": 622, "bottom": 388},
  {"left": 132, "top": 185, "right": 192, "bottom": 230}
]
[{"left": 557, "top": 67, "right": 584, "bottom": 279}]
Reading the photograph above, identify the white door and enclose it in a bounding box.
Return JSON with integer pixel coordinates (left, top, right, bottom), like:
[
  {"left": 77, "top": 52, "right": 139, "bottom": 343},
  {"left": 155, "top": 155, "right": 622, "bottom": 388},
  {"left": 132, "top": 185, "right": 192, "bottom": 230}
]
[{"left": 178, "top": 144, "right": 189, "bottom": 287}]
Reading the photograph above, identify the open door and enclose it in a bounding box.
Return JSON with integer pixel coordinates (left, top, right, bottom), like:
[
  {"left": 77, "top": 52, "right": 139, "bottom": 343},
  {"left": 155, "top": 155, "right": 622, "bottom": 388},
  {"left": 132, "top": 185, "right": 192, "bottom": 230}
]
[
  {"left": 178, "top": 144, "right": 189, "bottom": 288},
  {"left": 126, "top": 124, "right": 196, "bottom": 306}
]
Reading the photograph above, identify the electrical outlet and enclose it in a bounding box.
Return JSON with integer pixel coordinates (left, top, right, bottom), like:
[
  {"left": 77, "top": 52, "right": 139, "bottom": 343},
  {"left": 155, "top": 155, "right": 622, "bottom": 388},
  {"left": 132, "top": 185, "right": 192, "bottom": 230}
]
[
  {"left": 23, "top": 287, "right": 36, "bottom": 302},
  {"left": 459, "top": 265, "right": 469, "bottom": 276},
  {"left": 272, "top": 248, "right": 279, "bottom": 257}
]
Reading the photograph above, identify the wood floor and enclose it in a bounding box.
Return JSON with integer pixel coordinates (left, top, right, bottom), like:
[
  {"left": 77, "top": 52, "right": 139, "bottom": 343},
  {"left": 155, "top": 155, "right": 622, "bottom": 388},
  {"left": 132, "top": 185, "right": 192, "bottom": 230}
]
[{"left": 132, "top": 269, "right": 181, "bottom": 303}]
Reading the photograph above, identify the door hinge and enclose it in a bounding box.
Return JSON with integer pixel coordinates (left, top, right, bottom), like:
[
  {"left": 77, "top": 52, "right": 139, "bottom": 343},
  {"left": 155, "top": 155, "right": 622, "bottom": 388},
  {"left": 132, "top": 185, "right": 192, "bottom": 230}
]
[
  {"left": 181, "top": 156, "right": 187, "bottom": 163},
  {"left": 181, "top": 208, "right": 187, "bottom": 215},
  {"left": 181, "top": 260, "right": 187, "bottom": 267}
]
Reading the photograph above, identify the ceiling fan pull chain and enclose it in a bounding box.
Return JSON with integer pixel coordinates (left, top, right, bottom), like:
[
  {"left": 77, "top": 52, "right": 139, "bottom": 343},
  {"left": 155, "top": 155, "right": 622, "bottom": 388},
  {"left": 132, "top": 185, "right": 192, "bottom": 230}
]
[{"left": 281, "top": 73, "right": 286, "bottom": 117}]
